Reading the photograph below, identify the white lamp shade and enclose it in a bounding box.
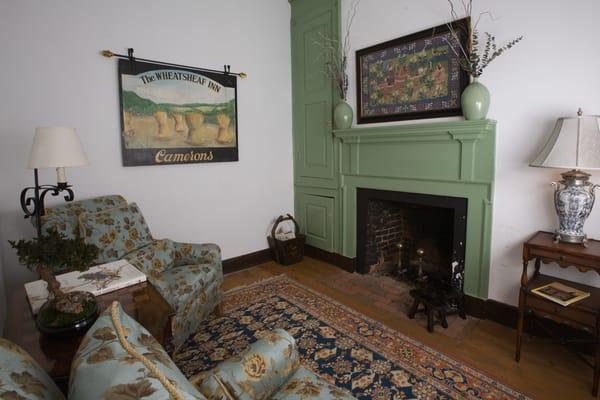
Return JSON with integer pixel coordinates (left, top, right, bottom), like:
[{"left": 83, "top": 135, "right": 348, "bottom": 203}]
[
  {"left": 530, "top": 114, "right": 600, "bottom": 170},
  {"left": 27, "top": 126, "right": 88, "bottom": 169}
]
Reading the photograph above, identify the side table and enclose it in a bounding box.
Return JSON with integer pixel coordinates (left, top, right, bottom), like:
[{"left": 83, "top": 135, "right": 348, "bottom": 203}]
[
  {"left": 516, "top": 231, "right": 600, "bottom": 396},
  {"left": 5, "top": 281, "right": 174, "bottom": 393}
]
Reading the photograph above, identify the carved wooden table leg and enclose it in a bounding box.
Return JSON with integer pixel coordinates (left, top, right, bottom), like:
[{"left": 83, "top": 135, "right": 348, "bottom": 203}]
[
  {"left": 595, "top": 323, "right": 600, "bottom": 397},
  {"left": 516, "top": 259, "right": 529, "bottom": 362}
]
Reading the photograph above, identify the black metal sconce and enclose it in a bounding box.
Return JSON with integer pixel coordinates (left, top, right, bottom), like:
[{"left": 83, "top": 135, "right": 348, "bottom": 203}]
[{"left": 20, "top": 127, "right": 87, "bottom": 237}]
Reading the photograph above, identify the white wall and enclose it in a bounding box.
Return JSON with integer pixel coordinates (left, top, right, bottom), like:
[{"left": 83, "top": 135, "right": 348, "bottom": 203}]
[
  {"left": 0, "top": 0, "right": 293, "bottom": 322},
  {"left": 342, "top": 0, "right": 600, "bottom": 304}
]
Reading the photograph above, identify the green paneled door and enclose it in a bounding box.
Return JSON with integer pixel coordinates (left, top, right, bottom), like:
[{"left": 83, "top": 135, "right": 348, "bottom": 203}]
[
  {"left": 291, "top": 0, "right": 341, "bottom": 254},
  {"left": 291, "top": 0, "right": 339, "bottom": 186}
]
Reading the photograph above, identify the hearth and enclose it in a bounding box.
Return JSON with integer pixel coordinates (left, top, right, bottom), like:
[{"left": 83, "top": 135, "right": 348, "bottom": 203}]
[{"left": 356, "top": 188, "right": 467, "bottom": 291}]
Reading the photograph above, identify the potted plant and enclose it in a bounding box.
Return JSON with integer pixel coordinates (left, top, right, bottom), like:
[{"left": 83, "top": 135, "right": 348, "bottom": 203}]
[
  {"left": 10, "top": 229, "right": 100, "bottom": 334},
  {"left": 445, "top": 0, "right": 523, "bottom": 120}
]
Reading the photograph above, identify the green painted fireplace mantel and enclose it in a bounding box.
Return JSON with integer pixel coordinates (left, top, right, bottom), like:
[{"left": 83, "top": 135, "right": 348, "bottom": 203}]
[{"left": 334, "top": 119, "right": 496, "bottom": 299}]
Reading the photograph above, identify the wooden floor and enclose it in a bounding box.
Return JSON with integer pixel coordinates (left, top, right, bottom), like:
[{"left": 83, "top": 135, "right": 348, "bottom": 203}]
[{"left": 224, "top": 257, "right": 592, "bottom": 400}]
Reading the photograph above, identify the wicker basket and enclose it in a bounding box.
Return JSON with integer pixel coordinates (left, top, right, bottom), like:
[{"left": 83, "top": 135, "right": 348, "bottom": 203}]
[{"left": 268, "top": 214, "right": 305, "bottom": 266}]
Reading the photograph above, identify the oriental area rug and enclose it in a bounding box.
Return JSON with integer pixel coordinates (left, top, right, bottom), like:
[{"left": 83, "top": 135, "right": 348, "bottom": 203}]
[{"left": 172, "top": 275, "right": 529, "bottom": 400}]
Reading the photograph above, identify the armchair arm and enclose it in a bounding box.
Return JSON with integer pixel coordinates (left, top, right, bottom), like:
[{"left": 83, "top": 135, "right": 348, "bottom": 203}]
[
  {"left": 172, "top": 241, "right": 222, "bottom": 268},
  {"left": 124, "top": 239, "right": 177, "bottom": 277},
  {"left": 194, "top": 329, "right": 299, "bottom": 400}
]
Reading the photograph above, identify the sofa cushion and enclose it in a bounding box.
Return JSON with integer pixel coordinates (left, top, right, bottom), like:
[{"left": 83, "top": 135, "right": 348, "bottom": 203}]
[
  {"left": 195, "top": 329, "right": 299, "bottom": 400},
  {"left": 0, "top": 338, "right": 65, "bottom": 400},
  {"left": 69, "top": 301, "right": 205, "bottom": 400},
  {"left": 271, "top": 367, "right": 356, "bottom": 399},
  {"left": 79, "top": 202, "right": 153, "bottom": 263},
  {"left": 40, "top": 195, "right": 127, "bottom": 239}
]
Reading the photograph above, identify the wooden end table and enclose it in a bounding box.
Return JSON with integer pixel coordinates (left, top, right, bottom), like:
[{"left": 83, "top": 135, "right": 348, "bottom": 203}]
[
  {"left": 516, "top": 231, "right": 600, "bottom": 397},
  {"left": 5, "top": 282, "right": 174, "bottom": 393}
]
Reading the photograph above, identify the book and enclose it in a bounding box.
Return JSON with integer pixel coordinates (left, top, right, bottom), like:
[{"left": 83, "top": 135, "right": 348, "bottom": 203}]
[
  {"left": 531, "top": 281, "right": 590, "bottom": 307},
  {"left": 24, "top": 259, "right": 147, "bottom": 314}
]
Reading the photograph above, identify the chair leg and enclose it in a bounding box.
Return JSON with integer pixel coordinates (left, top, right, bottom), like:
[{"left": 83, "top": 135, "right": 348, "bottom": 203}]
[
  {"left": 439, "top": 309, "right": 448, "bottom": 329},
  {"left": 215, "top": 302, "right": 224, "bottom": 317},
  {"left": 427, "top": 307, "right": 434, "bottom": 333},
  {"left": 458, "top": 296, "right": 466, "bottom": 319},
  {"left": 408, "top": 299, "right": 419, "bottom": 319}
]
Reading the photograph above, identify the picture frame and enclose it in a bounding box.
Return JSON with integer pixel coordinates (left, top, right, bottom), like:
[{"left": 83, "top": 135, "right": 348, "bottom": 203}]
[
  {"left": 356, "top": 18, "right": 470, "bottom": 124},
  {"left": 118, "top": 59, "right": 239, "bottom": 166}
]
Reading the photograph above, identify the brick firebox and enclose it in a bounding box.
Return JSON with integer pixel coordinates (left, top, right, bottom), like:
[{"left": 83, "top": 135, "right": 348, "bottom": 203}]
[{"left": 357, "top": 188, "right": 468, "bottom": 290}]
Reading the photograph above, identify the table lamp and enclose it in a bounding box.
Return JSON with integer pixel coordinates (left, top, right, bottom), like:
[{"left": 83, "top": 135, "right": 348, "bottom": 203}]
[
  {"left": 530, "top": 109, "right": 600, "bottom": 245},
  {"left": 20, "top": 126, "right": 88, "bottom": 237}
]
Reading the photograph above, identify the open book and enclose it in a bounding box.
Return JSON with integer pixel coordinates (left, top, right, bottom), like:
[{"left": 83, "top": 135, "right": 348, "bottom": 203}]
[{"left": 25, "top": 259, "right": 147, "bottom": 314}]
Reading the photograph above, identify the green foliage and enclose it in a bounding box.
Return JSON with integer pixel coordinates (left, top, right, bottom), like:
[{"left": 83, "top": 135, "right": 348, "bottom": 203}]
[
  {"left": 460, "top": 30, "right": 524, "bottom": 78},
  {"left": 9, "top": 229, "right": 99, "bottom": 274},
  {"left": 444, "top": 0, "right": 523, "bottom": 78},
  {"left": 122, "top": 90, "right": 236, "bottom": 120},
  {"left": 122, "top": 90, "right": 160, "bottom": 115}
]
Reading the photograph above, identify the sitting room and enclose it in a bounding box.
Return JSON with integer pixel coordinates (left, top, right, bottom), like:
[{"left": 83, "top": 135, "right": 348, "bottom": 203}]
[{"left": 0, "top": 0, "right": 599, "bottom": 399}]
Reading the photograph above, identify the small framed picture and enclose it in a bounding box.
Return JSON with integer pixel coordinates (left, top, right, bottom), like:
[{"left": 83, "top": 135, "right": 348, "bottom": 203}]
[{"left": 356, "top": 18, "right": 470, "bottom": 123}]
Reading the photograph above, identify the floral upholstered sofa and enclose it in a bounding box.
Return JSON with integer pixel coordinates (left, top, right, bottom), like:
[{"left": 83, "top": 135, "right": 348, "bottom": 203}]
[
  {"left": 0, "top": 338, "right": 65, "bottom": 399},
  {"left": 1, "top": 302, "right": 356, "bottom": 399},
  {"left": 40, "top": 195, "right": 223, "bottom": 348}
]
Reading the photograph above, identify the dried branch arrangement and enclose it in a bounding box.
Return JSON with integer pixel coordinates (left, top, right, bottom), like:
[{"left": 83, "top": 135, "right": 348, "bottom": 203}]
[
  {"left": 314, "top": 0, "right": 359, "bottom": 101},
  {"left": 445, "top": 0, "right": 523, "bottom": 78}
]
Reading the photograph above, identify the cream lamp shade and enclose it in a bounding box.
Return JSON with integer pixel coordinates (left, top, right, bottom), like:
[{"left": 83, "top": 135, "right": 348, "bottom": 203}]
[
  {"left": 27, "top": 126, "right": 88, "bottom": 183},
  {"left": 530, "top": 112, "right": 600, "bottom": 170}
]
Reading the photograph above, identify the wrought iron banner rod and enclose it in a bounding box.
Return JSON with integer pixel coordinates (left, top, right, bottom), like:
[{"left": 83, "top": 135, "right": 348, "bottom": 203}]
[{"left": 100, "top": 49, "right": 247, "bottom": 78}]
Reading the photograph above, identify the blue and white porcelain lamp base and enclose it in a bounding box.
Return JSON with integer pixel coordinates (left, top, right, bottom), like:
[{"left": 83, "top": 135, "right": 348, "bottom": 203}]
[
  {"left": 553, "top": 169, "right": 598, "bottom": 246},
  {"left": 530, "top": 109, "right": 600, "bottom": 246}
]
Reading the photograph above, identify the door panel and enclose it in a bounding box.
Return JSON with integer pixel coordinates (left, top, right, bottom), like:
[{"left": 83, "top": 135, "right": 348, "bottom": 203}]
[
  {"left": 304, "top": 101, "right": 328, "bottom": 166},
  {"left": 298, "top": 193, "right": 334, "bottom": 252},
  {"left": 292, "top": 8, "right": 336, "bottom": 182}
]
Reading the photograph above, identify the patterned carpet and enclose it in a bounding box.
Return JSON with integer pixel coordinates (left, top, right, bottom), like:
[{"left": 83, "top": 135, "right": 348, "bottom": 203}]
[{"left": 172, "top": 275, "right": 529, "bottom": 400}]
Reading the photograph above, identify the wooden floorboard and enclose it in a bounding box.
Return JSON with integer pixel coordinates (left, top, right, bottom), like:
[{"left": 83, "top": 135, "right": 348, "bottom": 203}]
[{"left": 224, "top": 257, "right": 592, "bottom": 400}]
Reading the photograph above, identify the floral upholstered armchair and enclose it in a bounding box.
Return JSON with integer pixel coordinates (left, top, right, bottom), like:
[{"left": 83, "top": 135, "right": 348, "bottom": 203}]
[{"left": 40, "top": 195, "right": 223, "bottom": 348}]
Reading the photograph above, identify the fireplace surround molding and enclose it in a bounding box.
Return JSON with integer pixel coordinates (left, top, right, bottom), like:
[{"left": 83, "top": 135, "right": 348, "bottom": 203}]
[{"left": 334, "top": 119, "right": 496, "bottom": 298}]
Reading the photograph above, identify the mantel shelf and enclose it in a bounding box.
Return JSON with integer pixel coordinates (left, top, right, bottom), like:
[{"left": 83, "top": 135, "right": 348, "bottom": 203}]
[{"left": 333, "top": 119, "right": 496, "bottom": 140}]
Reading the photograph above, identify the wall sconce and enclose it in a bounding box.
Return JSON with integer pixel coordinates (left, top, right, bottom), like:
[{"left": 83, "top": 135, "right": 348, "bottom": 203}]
[{"left": 20, "top": 126, "right": 88, "bottom": 237}]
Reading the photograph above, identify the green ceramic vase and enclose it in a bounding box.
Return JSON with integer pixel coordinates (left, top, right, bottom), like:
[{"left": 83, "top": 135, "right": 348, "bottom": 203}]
[
  {"left": 461, "top": 78, "right": 490, "bottom": 120},
  {"left": 334, "top": 101, "right": 353, "bottom": 129}
]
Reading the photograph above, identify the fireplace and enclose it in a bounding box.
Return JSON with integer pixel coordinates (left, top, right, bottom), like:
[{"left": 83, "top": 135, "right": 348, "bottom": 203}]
[{"left": 356, "top": 188, "right": 467, "bottom": 290}]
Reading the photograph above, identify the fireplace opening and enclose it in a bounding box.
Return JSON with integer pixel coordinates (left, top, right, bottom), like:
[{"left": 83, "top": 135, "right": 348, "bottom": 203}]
[{"left": 356, "top": 188, "right": 467, "bottom": 290}]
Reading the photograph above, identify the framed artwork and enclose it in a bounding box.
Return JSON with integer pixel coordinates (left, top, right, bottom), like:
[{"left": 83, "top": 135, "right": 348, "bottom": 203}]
[
  {"left": 118, "top": 59, "right": 238, "bottom": 166},
  {"left": 356, "top": 18, "right": 470, "bottom": 124}
]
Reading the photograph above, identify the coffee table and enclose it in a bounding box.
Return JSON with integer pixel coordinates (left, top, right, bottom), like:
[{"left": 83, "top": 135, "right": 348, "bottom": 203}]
[{"left": 5, "top": 281, "right": 174, "bottom": 392}]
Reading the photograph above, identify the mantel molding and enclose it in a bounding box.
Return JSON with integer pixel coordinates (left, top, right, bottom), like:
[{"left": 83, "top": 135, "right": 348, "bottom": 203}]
[{"left": 334, "top": 119, "right": 496, "bottom": 143}]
